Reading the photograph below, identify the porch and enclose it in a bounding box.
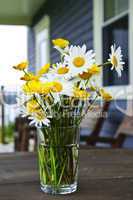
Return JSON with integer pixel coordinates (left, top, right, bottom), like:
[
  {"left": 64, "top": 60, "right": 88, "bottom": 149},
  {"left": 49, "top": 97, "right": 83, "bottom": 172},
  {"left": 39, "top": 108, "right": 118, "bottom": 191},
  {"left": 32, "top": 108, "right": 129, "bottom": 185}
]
[{"left": 0, "top": 0, "right": 133, "bottom": 152}]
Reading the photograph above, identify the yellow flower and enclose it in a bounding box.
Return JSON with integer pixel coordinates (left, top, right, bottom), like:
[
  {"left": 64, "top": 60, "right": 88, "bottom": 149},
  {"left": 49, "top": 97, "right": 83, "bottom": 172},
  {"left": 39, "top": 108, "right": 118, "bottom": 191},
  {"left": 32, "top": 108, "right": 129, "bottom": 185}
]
[
  {"left": 41, "top": 81, "right": 63, "bottom": 93},
  {"left": 41, "top": 82, "right": 54, "bottom": 94},
  {"left": 22, "top": 79, "right": 63, "bottom": 95},
  {"left": 22, "top": 80, "right": 42, "bottom": 94},
  {"left": 13, "top": 61, "right": 28, "bottom": 70},
  {"left": 88, "top": 64, "right": 101, "bottom": 75},
  {"left": 79, "top": 64, "right": 101, "bottom": 80},
  {"left": 73, "top": 87, "right": 90, "bottom": 100},
  {"left": 52, "top": 38, "right": 69, "bottom": 48},
  {"left": 26, "top": 99, "right": 40, "bottom": 114},
  {"left": 20, "top": 73, "right": 39, "bottom": 81},
  {"left": 37, "top": 63, "right": 50, "bottom": 76},
  {"left": 99, "top": 89, "right": 112, "bottom": 101}
]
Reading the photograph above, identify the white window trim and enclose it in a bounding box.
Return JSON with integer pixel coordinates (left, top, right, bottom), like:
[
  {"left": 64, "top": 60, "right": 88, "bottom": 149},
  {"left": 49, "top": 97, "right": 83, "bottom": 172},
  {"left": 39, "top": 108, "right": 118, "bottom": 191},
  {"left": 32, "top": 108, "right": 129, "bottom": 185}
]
[
  {"left": 93, "top": 0, "right": 133, "bottom": 100},
  {"left": 34, "top": 15, "right": 50, "bottom": 72}
]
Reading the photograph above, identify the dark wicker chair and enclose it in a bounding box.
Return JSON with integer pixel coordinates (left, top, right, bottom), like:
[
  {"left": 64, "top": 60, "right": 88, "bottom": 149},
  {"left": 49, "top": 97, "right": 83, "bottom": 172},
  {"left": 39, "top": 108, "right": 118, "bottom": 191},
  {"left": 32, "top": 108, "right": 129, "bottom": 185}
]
[{"left": 15, "top": 116, "right": 37, "bottom": 151}]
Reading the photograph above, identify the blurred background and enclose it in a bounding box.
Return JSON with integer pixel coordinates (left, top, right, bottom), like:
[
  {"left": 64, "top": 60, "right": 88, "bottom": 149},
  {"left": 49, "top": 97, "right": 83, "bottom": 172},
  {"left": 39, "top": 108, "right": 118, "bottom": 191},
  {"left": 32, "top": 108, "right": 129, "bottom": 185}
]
[{"left": 0, "top": 0, "right": 133, "bottom": 152}]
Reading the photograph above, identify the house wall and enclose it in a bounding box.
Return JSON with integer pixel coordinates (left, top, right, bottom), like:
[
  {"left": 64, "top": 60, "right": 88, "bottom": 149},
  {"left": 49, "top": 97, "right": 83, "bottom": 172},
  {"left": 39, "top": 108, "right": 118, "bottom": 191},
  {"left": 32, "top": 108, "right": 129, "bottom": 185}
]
[
  {"left": 28, "top": 0, "right": 93, "bottom": 65},
  {"left": 49, "top": 0, "right": 93, "bottom": 63}
]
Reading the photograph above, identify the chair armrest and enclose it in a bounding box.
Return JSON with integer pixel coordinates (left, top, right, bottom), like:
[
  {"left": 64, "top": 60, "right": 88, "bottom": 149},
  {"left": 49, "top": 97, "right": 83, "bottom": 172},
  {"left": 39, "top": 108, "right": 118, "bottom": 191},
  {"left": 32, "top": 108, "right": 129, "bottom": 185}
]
[{"left": 80, "top": 135, "right": 116, "bottom": 145}]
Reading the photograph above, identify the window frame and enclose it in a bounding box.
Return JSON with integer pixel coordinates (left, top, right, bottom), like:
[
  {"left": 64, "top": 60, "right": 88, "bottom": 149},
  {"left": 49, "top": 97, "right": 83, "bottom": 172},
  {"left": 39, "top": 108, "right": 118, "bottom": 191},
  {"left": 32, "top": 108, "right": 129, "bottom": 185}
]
[
  {"left": 34, "top": 15, "right": 50, "bottom": 73},
  {"left": 93, "top": 0, "right": 133, "bottom": 99}
]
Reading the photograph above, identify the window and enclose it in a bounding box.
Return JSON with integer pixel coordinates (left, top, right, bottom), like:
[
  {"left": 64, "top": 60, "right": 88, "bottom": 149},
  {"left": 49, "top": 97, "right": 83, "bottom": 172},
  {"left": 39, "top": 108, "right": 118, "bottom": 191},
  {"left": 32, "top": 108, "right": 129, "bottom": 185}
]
[
  {"left": 37, "top": 29, "right": 49, "bottom": 66},
  {"left": 34, "top": 16, "right": 50, "bottom": 72},
  {"left": 93, "top": 0, "right": 133, "bottom": 96},
  {"left": 104, "top": 0, "right": 129, "bottom": 21},
  {"left": 103, "top": 0, "right": 129, "bottom": 86}
]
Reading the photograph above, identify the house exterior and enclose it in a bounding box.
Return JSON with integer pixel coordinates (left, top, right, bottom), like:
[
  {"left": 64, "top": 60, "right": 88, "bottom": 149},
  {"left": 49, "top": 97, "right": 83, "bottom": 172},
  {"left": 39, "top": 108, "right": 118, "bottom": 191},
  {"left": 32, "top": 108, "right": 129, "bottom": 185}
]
[
  {"left": 28, "top": 0, "right": 93, "bottom": 69},
  {"left": 27, "top": 0, "right": 133, "bottom": 147},
  {"left": 28, "top": 0, "right": 132, "bottom": 97}
]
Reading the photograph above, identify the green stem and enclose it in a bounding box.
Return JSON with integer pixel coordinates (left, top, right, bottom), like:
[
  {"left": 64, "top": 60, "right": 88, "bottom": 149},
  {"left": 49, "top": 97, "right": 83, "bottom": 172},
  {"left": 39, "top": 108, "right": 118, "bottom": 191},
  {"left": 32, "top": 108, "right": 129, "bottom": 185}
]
[
  {"left": 85, "top": 79, "right": 89, "bottom": 86},
  {"left": 23, "top": 69, "right": 29, "bottom": 75},
  {"left": 50, "top": 147, "right": 57, "bottom": 185},
  {"left": 57, "top": 157, "right": 67, "bottom": 186},
  {"left": 98, "top": 61, "right": 111, "bottom": 67},
  {"left": 34, "top": 96, "right": 45, "bottom": 112},
  {"left": 38, "top": 146, "right": 52, "bottom": 184},
  {"left": 78, "top": 94, "right": 98, "bottom": 124},
  {"left": 38, "top": 148, "right": 47, "bottom": 183}
]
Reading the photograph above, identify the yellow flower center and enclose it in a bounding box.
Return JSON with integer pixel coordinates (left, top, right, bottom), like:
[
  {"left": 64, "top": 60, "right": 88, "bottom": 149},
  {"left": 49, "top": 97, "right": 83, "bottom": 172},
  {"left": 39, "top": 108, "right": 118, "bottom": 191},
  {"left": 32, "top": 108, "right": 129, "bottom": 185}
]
[
  {"left": 57, "top": 67, "right": 69, "bottom": 74},
  {"left": 111, "top": 55, "right": 118, "bottom": 66},
  {"left": 52, "top": 81, "right": 63, "bottom": 92},
  {"left": 73, "top": 57, "right": 85, "bottom": 67},
  {"left": 35, "top": 110, "right": 45, "bottom": 120},
  {"left": 26, "top": 99, "right": 40, "bottom": 113},
  {"left": 88, "top": 64, "right": 101, "bottom": 75}
]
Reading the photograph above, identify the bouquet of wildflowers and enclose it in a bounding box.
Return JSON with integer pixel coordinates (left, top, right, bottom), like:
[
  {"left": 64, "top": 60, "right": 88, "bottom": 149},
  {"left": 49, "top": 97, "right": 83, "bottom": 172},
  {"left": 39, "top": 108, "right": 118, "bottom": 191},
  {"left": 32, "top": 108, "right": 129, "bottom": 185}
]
[
  {"left": 13, "top": 38, "right": 124, "bottom": 194},
  {"left": 13, "top": 39, "right": 124, "bottom": 127}
]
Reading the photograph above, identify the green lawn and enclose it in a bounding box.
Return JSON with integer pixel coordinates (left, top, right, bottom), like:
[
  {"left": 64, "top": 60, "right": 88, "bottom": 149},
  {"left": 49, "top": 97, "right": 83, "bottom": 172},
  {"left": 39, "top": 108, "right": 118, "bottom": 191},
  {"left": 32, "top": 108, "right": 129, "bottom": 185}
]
[{"left": 0, "top": 123, "right": 15, "bottom": 143}]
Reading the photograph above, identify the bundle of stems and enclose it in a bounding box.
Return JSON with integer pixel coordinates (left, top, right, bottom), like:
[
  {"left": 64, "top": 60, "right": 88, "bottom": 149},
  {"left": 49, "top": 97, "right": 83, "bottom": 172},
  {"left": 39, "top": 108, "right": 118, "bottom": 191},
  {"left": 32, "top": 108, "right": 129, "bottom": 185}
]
[{"left": 38, "top": 96, "right": 92, "bottom": 188}]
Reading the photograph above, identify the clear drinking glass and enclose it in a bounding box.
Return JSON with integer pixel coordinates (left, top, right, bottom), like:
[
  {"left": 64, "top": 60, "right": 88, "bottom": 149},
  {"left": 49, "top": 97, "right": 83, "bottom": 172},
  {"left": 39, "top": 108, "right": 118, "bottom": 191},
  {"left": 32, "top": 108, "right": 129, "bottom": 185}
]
[{"left": 37, "top": 126, "right": 79, "bottom": 194}]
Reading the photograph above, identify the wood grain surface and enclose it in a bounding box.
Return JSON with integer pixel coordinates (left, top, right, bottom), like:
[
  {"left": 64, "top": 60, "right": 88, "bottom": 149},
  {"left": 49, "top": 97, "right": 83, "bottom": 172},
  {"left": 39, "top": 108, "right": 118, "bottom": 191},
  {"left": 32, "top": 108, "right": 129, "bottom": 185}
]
[{"left": 0, "top": 149, "right": 133, "bottom": 200}]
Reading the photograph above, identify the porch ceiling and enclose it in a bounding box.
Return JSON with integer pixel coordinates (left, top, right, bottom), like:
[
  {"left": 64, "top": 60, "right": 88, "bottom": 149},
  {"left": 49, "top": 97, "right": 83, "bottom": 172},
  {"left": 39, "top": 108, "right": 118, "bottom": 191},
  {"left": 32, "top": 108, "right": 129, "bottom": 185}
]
[{"left": 0, "top": 0, "right": 46, "bottom": 26}]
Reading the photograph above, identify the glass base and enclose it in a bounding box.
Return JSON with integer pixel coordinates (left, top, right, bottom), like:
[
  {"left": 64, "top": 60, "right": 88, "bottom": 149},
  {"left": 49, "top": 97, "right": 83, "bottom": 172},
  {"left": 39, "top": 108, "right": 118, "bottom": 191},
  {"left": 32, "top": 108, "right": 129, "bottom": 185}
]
[{"left": 40, "top": 182, "right": 77, "bottom": 195}]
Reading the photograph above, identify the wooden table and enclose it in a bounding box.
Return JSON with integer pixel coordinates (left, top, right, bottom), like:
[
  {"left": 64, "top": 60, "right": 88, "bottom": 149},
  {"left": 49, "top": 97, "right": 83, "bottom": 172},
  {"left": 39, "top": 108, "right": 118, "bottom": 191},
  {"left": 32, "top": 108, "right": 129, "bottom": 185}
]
[{"left": 0, "top": 149, "right": 133, "bottom": 200}]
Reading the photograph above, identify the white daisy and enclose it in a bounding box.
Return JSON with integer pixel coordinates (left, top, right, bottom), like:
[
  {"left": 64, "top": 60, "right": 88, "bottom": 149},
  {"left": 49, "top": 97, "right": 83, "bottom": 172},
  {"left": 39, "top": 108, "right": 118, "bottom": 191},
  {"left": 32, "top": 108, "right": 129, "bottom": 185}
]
[
  {"left": 50, "top": 62, "right": 69, "bottom": 78},
  {"left": 29, "top": 115, "right": 50, "bottom": 127},
  {"left": 59, "top": 80, "right": 73, "bottom": 96},
  {"left": 20, "top": 100, "right": 51, "bottom": 127},
  {"left": 50, "top": 80, "right": 74, "bottom": 104},
  {"left": 16, "top": 94, "right": 33, "bottom": 117},
  {"left": 64, "top": 44, "right": 95, "bottom": 78},
  {"left": 108, "top": 44, "right": 125, "bottom": 77},
  {"left": 19, "top": 99, "right": 38, "bottom": 117}
]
